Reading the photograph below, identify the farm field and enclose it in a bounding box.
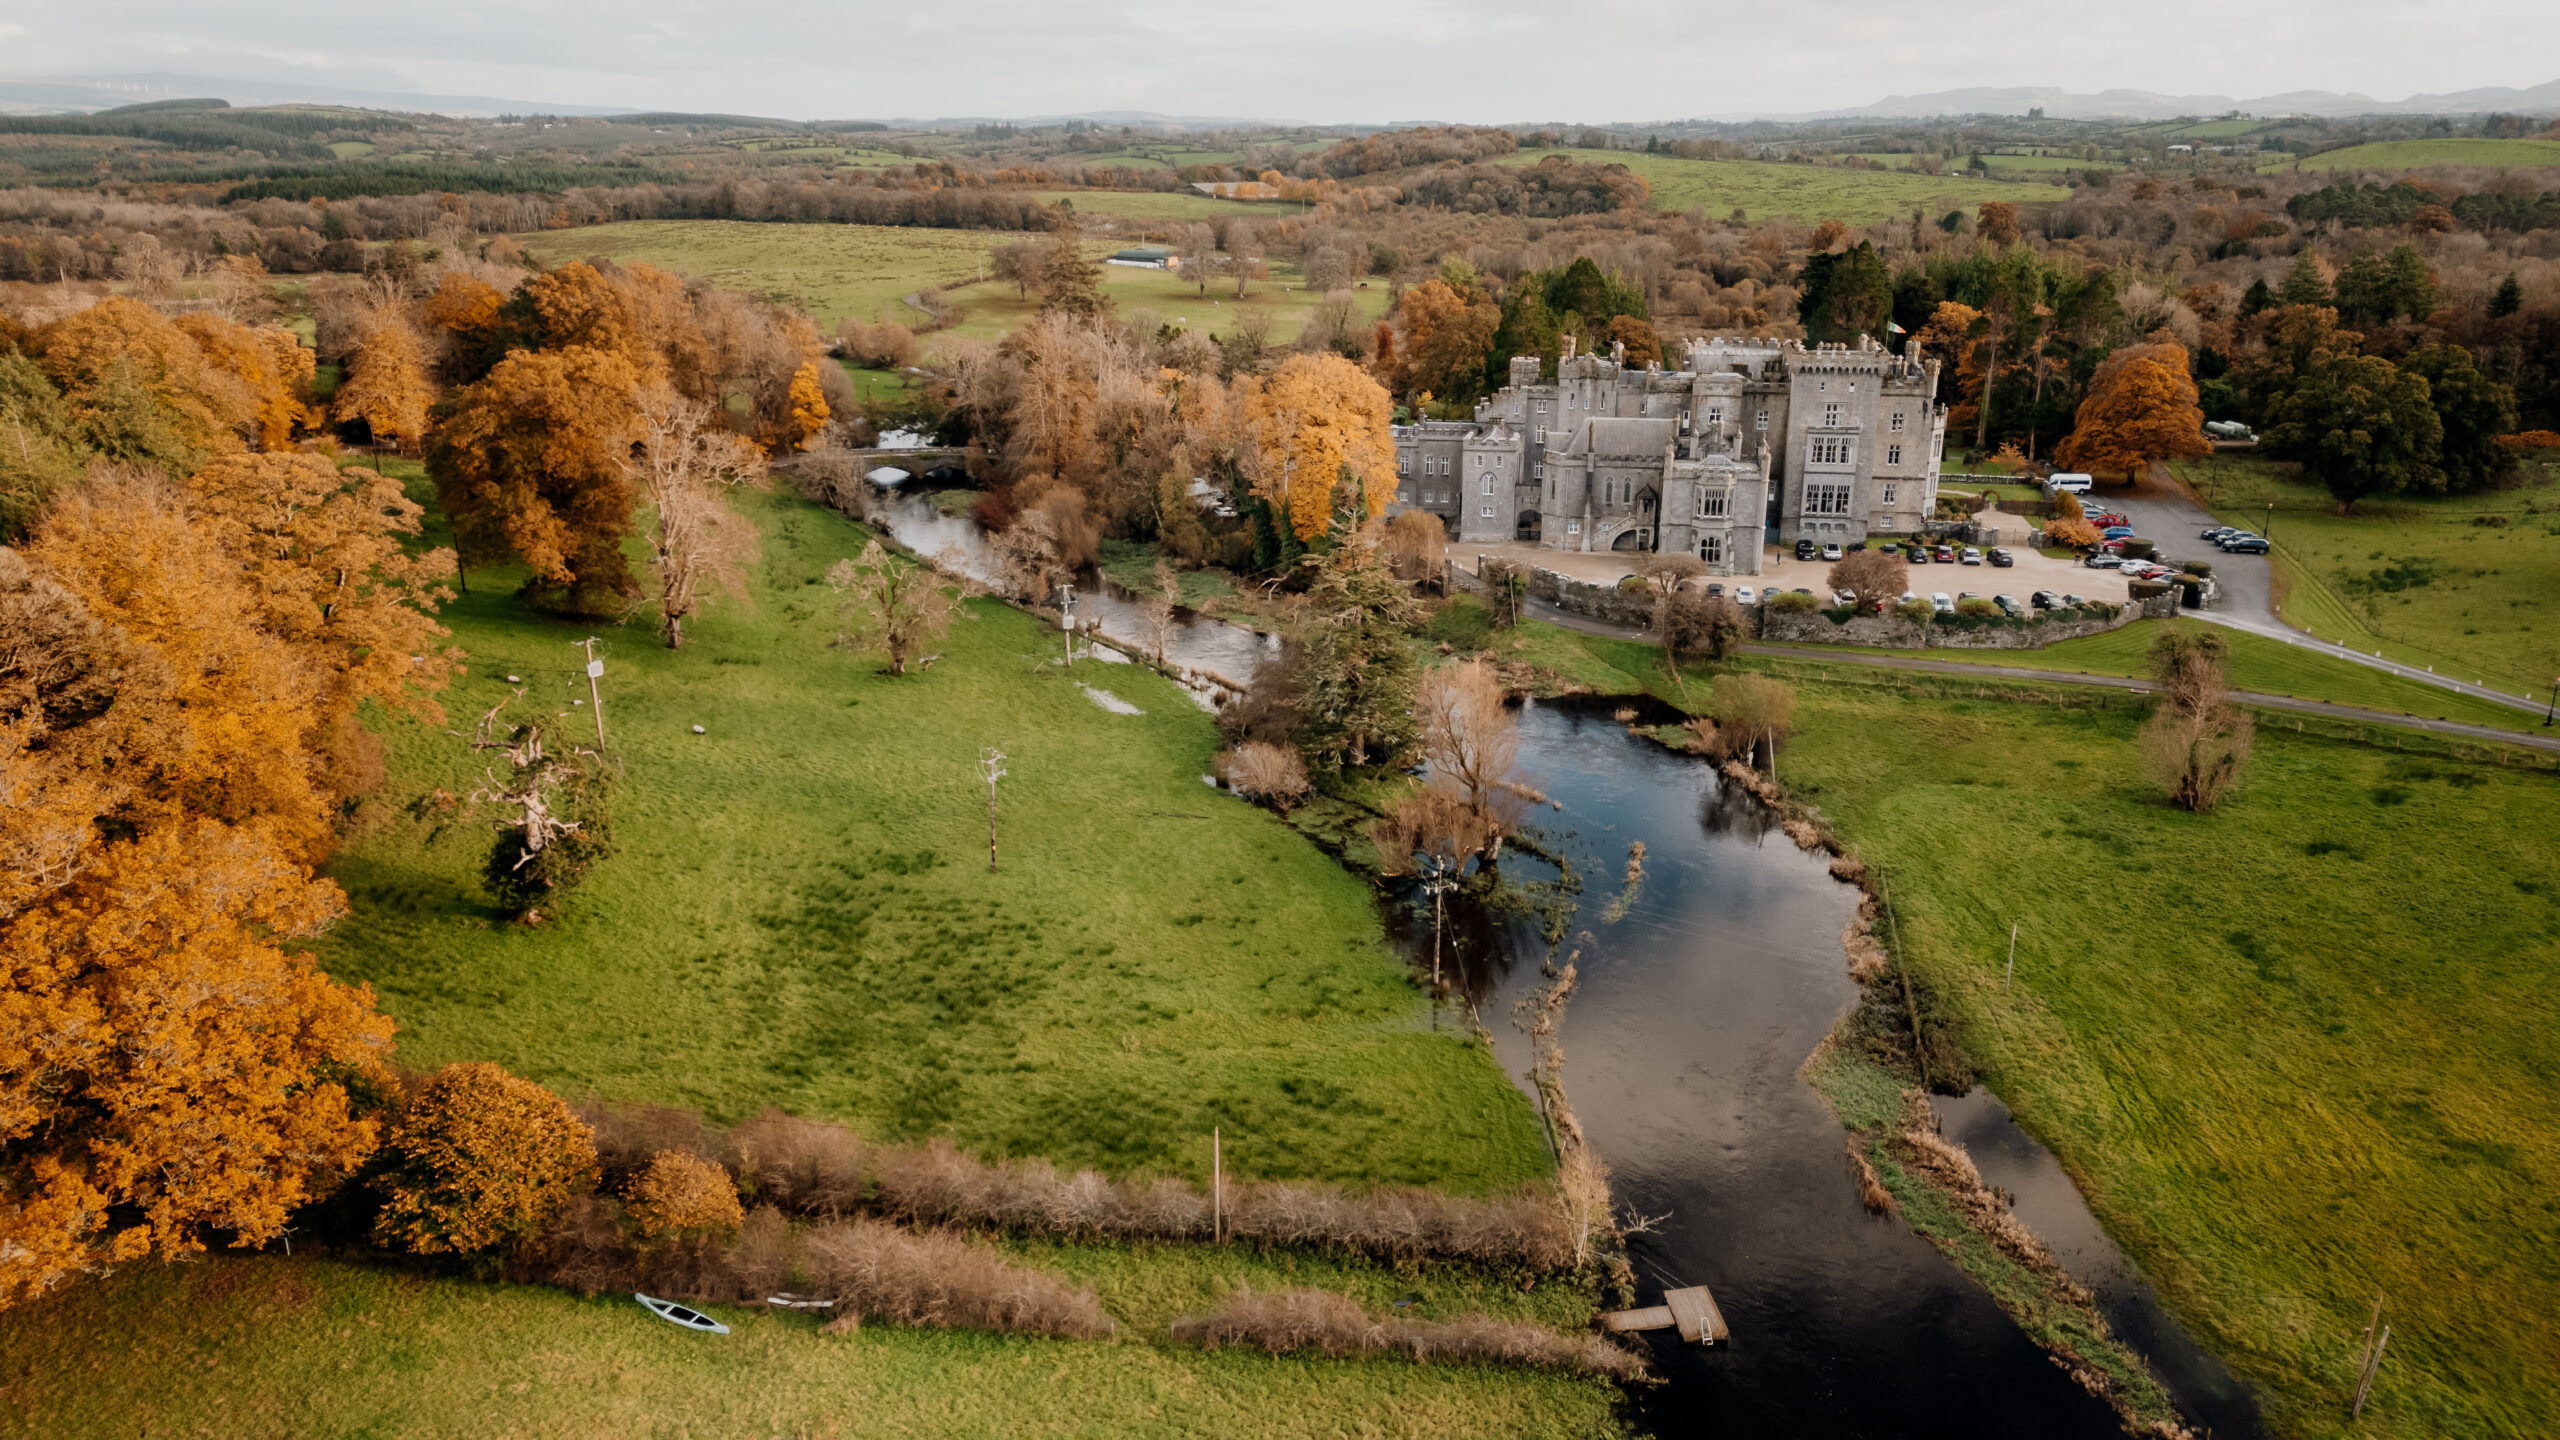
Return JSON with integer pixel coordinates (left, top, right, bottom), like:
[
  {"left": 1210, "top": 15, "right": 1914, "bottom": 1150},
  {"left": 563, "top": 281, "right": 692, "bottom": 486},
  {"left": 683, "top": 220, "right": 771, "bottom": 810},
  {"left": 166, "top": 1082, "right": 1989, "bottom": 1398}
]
[
  {"left": 1484, "top": 616, "right": 2560, "bottom": 1440},
  {"left": 1032, "top": 189, "right": 1309, "bottom": 222},
  {"left": 2172, "top": 453, "right": 2560, "bottom": 699},
  {"left": 513, "top": 218, "right": 1371, "bottom": 350},
  {"left": 1494, "top": 147, "right": 2070, "bottom": 222},
  {"left": 2263, "top": 137, "right": 2560, "bottom": 171}
]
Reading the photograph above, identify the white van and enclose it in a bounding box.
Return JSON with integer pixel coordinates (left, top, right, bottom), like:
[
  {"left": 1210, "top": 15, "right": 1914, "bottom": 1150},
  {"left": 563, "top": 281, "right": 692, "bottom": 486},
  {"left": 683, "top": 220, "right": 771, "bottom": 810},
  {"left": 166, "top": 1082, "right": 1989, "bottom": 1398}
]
[{"left": 2046, "top": 472, "right": 2094, "bottom": 494}]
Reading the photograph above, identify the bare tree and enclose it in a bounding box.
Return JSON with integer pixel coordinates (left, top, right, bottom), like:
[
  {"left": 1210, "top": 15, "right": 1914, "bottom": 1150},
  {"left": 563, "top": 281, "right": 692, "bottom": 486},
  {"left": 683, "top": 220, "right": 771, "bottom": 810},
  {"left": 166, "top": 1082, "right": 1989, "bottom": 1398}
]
[
  {"left": 990, "top": 241, "right": 1043, "bottom": 300},
  {"left": 463, "top": 693, "right": 610, "bottom": 918},
  {"left": 1659, "top": 591, "right": 1744, "bottom": 682},
  {"left": 1828, "top": 549, "right": 1908, "bottom": 612},
  {"left": 1381, "top": 511, "right": 1446, "bottom": 587},
  {"left": 1221, "top": 309, "right": 1274, "bottom": 378},
  {"left": 827, "top": 541, "right": 959, "bottom": 676},
  {"left": 1314, "top": 289, "right": 1359, "bottom": 351},
  {"left": 1177, "top": 224, "right": 1218, "bottom": 296},
  {"left": 1414, "top": 659, "right": 1526, "bottom": 859},
  {"left": 1228, "top": 222, "right": 1262, "bottom": 299},
  {"left": 1216, "top": 741, "right": 1311, "bottom": 809},
  {"left": 2140, "top": 629, "right": 2253, "bottom": 811},
  {"left": 625, "top": 384, "right": 769, "bottom": 649},
  {"left": 1709, "top": 673, "right": 1797, "bottom": 775},
  {"left": 1142, "top": 556, "right": 1181, "bottom": 664}
]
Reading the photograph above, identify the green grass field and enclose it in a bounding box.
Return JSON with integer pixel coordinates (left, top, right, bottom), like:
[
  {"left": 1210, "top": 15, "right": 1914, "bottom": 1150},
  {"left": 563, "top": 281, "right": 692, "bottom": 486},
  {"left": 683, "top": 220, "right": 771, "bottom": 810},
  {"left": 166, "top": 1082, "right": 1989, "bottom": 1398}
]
[
  {"left": 1496, "top": 148, "right": 2070, "bottom": 222},
  {"left": 1489, "top": 617, "right": 2560, "bottom": 1440},
  {"left": 327, "top": 479, "right": 1546, "bottom": 1190},
  {"left": 1034, "top": 190, "right": 1308, "bottom": 222},
  {"left": 1, "top": 1251, "right": 1616, "bottom": 1439},
  {"left": 2264, "top": 137, "right": 2560, "bottom": 172},
  {"left": 1757, "top": 615, "right": 2547, "bottom": 732},
  {"left": 2173, "top": 453, "right": 2560, "bottom": 700},
  {"left": 512, "top": 219, "right": 1377, "bottom": 352}
]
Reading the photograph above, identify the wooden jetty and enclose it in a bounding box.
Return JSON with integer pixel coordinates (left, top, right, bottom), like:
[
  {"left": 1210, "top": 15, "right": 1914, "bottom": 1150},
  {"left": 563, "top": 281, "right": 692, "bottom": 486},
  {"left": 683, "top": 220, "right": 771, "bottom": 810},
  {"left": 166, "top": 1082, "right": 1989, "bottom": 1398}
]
[{"left": 1601, "top": 1285, "right": 1730, "bottom": 1346}]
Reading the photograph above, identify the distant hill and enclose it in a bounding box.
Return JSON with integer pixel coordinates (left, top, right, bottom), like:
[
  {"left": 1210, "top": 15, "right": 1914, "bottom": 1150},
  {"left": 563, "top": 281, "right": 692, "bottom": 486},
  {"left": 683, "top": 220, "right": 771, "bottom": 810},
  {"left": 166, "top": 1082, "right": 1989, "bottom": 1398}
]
[
  {"left": 0, "top": 72, "right": 635, "bottom": 119},
  {"left": 1700, "top": 79, "right": 2560, "bottom": 122}
]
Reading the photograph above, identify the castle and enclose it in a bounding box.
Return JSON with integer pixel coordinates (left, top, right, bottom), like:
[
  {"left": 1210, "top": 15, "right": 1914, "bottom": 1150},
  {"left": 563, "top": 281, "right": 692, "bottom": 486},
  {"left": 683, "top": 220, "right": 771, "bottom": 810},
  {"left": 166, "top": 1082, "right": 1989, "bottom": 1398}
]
[{"left": 1388, "top": 334, "right": 1948, "bottom": 575}]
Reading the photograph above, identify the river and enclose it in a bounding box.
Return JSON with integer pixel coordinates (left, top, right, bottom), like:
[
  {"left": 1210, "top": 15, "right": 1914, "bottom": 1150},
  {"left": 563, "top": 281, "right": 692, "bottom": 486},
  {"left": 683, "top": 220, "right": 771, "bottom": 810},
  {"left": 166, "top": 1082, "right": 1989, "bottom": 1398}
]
[{"left": 856, "top": 481, "right": 2258, "bottom": 1437}]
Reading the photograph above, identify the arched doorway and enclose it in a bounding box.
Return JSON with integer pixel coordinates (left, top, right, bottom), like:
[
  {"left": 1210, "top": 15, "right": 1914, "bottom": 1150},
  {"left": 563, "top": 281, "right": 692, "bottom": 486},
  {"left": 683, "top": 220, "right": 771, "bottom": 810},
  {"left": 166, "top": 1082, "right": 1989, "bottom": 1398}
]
[
  {"left": 1516, "top": 510, "right": 1542, "bottom": 541},
  {"left": 1610, "top": 528, "right": 1652, "bottom": 552}
]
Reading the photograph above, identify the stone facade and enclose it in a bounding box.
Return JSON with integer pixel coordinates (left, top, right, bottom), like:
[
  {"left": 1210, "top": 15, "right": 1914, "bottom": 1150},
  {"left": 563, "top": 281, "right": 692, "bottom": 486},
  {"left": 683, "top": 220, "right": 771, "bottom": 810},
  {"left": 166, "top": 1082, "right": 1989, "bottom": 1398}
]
[{"left": 1388, "top": 332, "right": 1948, "bottom": 573}]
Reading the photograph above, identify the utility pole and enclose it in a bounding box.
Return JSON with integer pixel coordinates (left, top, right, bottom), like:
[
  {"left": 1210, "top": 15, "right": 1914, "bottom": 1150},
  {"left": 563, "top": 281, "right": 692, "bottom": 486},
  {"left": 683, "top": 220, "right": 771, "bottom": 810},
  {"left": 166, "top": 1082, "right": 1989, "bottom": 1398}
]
[
  {"left": 979, "top": 747, "right": 1006, "bottom": 872},
  {"left": 1212, "top": 1126, "right": 1224, "bottom": 1244},
  {"left": 1058, "top": 582, "right": 1077, "bottom": 669},
  {"left": 577, "top": 638, "right": 606, "bottom": 747},
  {"left": 2004, "top": 920, "right": 2019, "bottom": 991}
]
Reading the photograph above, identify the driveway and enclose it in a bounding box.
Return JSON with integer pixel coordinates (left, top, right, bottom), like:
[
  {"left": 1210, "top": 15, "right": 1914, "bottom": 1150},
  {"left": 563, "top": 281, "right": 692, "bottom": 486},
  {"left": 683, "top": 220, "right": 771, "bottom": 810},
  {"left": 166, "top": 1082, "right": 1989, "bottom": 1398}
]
[{"left": 2083, "top": 475, "right": 2544, "bottom": 719}]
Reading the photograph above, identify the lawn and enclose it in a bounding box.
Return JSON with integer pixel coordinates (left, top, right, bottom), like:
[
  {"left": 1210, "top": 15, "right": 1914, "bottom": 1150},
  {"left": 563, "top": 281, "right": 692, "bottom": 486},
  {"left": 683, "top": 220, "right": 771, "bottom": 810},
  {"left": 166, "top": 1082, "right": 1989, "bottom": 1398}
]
[
  {"left": 2173, "top": 453, "right": 2560, "bottom": 700},
  {"left": 324, "top": 477, "right": 1548, "bottom": 1192},
  {"left": 1757, "top": 615, "right": 2550, "bottom": 733},
  {"left": 0, "top": 1251, "right": 1616, "bottom": 1439},
  {"left": 2264, "top": 137, "right": 2560, "bottom": 172},
  {"left": 1495, "top": 147, "right": 2070, "bottom": 222},
  {"left": 1489, "top": 617, "right": 2560, "bottom": 1439}
]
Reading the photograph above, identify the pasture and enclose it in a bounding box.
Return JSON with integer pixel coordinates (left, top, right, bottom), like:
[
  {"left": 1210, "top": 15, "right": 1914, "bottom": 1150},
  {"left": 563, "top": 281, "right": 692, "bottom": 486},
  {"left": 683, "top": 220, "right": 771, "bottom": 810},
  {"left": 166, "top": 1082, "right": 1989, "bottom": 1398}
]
[
  {"left": 1495, "top": 147, "right": 2071, "bottom": 222},
  {"left": 2264, "top": 137, "right": 2560, "bottom": 172}
]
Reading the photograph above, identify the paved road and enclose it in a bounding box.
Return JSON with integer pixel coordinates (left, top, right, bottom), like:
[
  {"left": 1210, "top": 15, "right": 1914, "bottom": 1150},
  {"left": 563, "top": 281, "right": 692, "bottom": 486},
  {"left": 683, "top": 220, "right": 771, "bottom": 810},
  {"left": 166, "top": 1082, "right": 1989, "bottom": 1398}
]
[
  {"left": 2093, "top": 478, "right": 2545, "bottom": 718},
  {"left": 1514, "top": 595, "right": 2560, "bottom": 757}
]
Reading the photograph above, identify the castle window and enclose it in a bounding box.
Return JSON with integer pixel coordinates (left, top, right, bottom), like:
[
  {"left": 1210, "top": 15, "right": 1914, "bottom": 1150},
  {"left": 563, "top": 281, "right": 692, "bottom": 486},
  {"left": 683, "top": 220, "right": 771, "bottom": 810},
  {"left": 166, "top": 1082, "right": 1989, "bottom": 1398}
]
[
  {"left": 1705, "top": 406, "right": 1723, "bottom": 428},
  {"left": 1480, "top": 504, "right": 1495, "bottom": 518},
  {"left": 1808, "top": 436, "right": 1853, "bottom": 466},
  {"left": 1398, "top": 489, "right": 1412, "bottom": 503},
  {"left": 1887, "top": 443, "right": 1903, "bottom": 466},
  {"left": 1481, "top": 477, "right": 1495, "bottom": 496},
  {"left": 1695, "top": 490, "right": 1727, "bottom": 518},
  {"left": 1701, "top": 533, "right": 1723, "bottom": 564},
  {"left": 1882, "top": 483, "right": 1898, "bottom": 505},
  {"left": 1806, "top": 483, "right": 1852, "bottom": 515},
  {"left": 1891, "top": 410, "right": 1907, "bottom": 433},
  {"left": 1536, "top": 400, "right": 1547, "bottom": 413},
  {"left": 1823, "top": 402, "right": 1843, "bottom": 427},
  {"left": 1398, "top": 453, "right": 1409, "bottom": 473},
  {"left": 1566, "top": 521, "right": 1581, "bottom": 535},
  {"left": 1755, "top": 409, "right": 1769, "bottom": 430},
  {"left": 1535, "top": 427, "right": 1546, "bottom": 443}
]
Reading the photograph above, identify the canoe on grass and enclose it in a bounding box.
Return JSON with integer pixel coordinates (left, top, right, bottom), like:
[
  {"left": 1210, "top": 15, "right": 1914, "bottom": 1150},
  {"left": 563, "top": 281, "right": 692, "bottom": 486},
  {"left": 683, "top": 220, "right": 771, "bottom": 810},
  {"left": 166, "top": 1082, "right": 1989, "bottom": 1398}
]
[{"left": 635, "top": 1293, "right": 729, "bottom": 1334}]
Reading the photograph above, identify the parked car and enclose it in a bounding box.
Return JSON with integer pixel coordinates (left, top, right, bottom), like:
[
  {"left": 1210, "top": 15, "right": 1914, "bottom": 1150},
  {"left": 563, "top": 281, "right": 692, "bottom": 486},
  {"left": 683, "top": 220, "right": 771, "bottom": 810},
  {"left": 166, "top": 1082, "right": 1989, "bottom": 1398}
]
[
  {"left": 1956, "top": 591, "right": 1982, "bottom": 604},
  {"left": 2086, "top": 554, "right": 2124, "bottom": 569},
  {"left": 1934, "top": 545, "right": 1956, "bottom": 562},
  {"left": 2030, "top": 590, "right": 2062, "bottom": 609},
  {"left": 2046, "top": 472, "right": 2094, "bottom": 493},
  {"left": 1846, "top": 542, "right": 1868, "bottom": 553},
  {"left": 1832, "top": 589, "right": 1859, "bottom": 607},
  {"left": 1794, "top": 539, "right": 1819, "bottom": 561},
  {"left": 1734, "top": 586, "right": 1757, "bottom": 604},
  {"left": 1959, "top": 546, "right": 1983, "bottom": 565},
  {"left": 1988, "top": 547, "right": 2014, "bottom": 568},
  {"left": 2222, "top": 536, "right": 2270, "bottom": 554},
  {"left": 1820, "top": 542, "right": 1844, "bottom": 562},
  {"left": 1705, "top": 582, "right": 1725, "bottom": 597},
  {"left": 1907, "top": 546, "right": 1930, "bottom": 565},
  {"left": 1993, "top": 594, "right": 2025, "bottom": 617},
  {"left": 1899, "top": 590, "right": 1918, "bottom": 606},
  {"left": 2100, "top": 525, "right": 2135, "bottom": 539},
  {"left": 1930, "top": 591, "right": 1954, "bottom": 614},
  {"left": 2201, "top": 525, "right": 2235, "bottom": 541},
  {"left": 2061, "top": 593, "right": 2088, "bottom": 607},
  {"left": 2086, "top": 510, "right": 2127, "bottom": 527}
]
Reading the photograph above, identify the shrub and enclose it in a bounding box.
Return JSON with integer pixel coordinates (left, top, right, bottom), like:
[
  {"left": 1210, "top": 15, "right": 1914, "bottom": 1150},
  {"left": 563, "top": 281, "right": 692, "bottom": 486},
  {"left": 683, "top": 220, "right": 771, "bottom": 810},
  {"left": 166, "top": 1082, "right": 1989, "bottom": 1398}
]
[
  {"left": 1767, "top": 590, "right": 1820, "bottom": 614},
  {"left": 1170, "top": 1287, "right": 1642, "bottom": 1377},
  {"left": 1954, "top": 597, "right": 2000, "bottom": 618},
  {"left": 1894, "top": 597, "right": 1935, "bottom": 623},
  {"left": 728, "top": 1109, "right": 867, "bottom": 1217},
  {"left": 2119, "top": 537, "right": 2156, "bottom": 560},
  {"left": 2179, "top": 558, "right": 2213, "bottom": 577},
  {"left": 483, "top": 763, "right": 615, "bottom": 919},
  {"left": 1216, "top": 741, "right": 1312, "bottom": 809},
  {"left": 373, "top": 1063, "right": 599, "bottom": 1255},
  {"left": 627, "top": 1150, "right": 745, "bottom": 1242}
]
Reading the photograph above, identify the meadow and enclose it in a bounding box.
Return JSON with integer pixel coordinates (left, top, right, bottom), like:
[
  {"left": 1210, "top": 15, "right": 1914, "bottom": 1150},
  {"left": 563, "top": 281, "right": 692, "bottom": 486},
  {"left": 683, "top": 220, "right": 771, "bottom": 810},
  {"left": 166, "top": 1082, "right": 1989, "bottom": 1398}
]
[
  {"left": 1491, "top": 617, "right": 2560, "bottom": 1440},
  {"left": 2263, "top": 137, "right": 2560, "bottom": 172},
  {"left": 1495, "top": 147, "right": 2070, "bottom": 222},
  {"left": 1031, "top": 189, "right": 1305, "bottom": 221},
  {"left": 513, "top": 218, "right": 1378, "bottom": 350},
  {"left": 2173, "top": 452, "right": 2560, "bottom": 700}
]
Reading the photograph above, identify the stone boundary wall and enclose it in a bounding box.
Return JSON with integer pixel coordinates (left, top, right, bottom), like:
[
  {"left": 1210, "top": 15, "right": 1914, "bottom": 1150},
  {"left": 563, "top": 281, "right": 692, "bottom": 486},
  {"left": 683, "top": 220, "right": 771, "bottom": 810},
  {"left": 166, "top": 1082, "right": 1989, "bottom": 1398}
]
[{"left": 1757, "top": 589, "right": 2177, "bottom": 650}]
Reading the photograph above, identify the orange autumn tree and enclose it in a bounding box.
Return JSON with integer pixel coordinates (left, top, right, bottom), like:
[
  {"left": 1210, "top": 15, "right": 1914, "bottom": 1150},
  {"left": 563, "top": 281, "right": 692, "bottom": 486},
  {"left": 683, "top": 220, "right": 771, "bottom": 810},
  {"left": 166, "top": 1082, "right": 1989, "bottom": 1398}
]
[
  {"left": 2056, "top": 342, "right": 2212, "bottom": 478},
  {"left": 371, "top": 1063, "right": 597, "bottom": 1255},
  {"left": 428, "top": 345, "right": 646, "bottom": 617},
  {"left": 174, "top": 312, "right": 316, "bottom": 451},
  {"left": 1394, "top": 277, "right": 1500, "bottom": 405},
  {"left": 1912, "top": 300, "right": 1986, "bottom": 433},
  {"left": 332, "top": 309, "right": 436, "bottom": 452},
  {"left": 31, "top": 296, "right": 253, "bottom": 472},
  {"left": 2, "top": 473, "right": 395, "bottom": 1309},
  {"left": 786, "top": 359, "right": 830, "bottom": 450},
  {"left": 185, "top": 451, "right": 460, "bottom": 728},
  {"left": 1243, "top": 353, "right": 1396, "bottom": 542}
]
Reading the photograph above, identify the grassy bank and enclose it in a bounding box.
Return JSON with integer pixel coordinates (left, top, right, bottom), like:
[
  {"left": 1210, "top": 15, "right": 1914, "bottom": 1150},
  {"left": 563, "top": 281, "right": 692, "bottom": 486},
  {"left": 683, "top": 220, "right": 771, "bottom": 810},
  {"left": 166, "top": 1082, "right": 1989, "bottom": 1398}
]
[
  {"left": 0, "top": 1254, "right": 1617, "bottom": 1440},
  {"left": 2173, "top": 452, "right": 2560, "bottom": 700},
  {"left": 1495, "top": 614, "right": 2559, "bottom": 1437}
]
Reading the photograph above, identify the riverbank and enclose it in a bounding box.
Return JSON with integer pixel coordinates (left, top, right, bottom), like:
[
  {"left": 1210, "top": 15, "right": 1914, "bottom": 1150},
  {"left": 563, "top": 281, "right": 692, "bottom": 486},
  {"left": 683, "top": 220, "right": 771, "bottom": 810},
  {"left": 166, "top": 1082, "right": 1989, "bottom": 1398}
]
[{"left": 1504, "top": 615, "right": 2560, "bottom": 1440}]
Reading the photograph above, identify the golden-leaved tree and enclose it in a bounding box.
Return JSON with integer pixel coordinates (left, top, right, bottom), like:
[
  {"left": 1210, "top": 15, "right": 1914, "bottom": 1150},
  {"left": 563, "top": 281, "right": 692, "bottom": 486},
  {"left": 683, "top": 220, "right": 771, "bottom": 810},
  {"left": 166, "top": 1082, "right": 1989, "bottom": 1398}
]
[
  {"left": 1394, "top": 278, "right": 1500, "bottom": 405},
  {"left": 428, "top": 345, "right": 646, "bottom": 617},
  {"left": 32, "top": 296, "right": 253, "bottom": 473},
  {"left": 1, "top": 471, "right": 396, "bottom": 1310},
  {"left": 786, "top": 359, "right": 831, "bottom": 450},
  {"left": 173, "top": 312, "right": 316, "bottom": 452},
  {"left": 2055, "top": 342, "right": 2212, "bottom": 478},
  {"left": 332, "top": 309, "right": 436, "bottom": 452},
  {"left": 1243, "top": 353, "right": 1396, "bottom": 542}
]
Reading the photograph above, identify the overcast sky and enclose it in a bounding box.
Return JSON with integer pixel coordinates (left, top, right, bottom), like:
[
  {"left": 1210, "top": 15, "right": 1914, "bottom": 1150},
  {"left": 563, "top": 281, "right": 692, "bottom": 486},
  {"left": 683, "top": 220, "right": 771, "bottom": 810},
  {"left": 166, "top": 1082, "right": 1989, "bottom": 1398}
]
[{"left": 1, "top": 0, "right": 2550, "bottom": 121}]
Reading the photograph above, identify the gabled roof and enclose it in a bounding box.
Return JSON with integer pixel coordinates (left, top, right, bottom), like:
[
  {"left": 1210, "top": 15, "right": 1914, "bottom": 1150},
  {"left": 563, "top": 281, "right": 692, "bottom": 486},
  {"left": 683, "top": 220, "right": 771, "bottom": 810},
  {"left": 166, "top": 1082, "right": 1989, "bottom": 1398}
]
[{"left": 1564, "top": 417, "right": 1678, "bottom": 459}]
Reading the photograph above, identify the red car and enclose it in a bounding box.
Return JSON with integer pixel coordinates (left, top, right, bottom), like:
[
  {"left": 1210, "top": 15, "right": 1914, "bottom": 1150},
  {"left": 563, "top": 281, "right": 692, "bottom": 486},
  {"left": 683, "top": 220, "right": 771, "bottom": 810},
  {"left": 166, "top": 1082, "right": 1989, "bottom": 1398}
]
[{"left": 1933, "top": 545, "right": 1956, "bottom": 562}]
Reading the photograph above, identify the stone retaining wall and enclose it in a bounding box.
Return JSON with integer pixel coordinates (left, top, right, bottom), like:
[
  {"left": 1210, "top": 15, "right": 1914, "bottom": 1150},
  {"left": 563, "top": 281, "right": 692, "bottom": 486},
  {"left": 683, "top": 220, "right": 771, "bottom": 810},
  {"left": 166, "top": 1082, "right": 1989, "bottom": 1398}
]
[{"left": 1756, "top": 589, "right": 2177, "bottom": 650}]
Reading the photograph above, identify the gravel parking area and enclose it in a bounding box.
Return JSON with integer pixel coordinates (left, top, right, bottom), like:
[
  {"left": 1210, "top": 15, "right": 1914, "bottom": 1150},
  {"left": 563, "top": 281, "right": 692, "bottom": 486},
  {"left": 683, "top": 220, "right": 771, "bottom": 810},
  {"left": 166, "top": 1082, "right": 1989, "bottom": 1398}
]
[{"left": 1455, "top": 536, "right": 2135, "bottom": 603}]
